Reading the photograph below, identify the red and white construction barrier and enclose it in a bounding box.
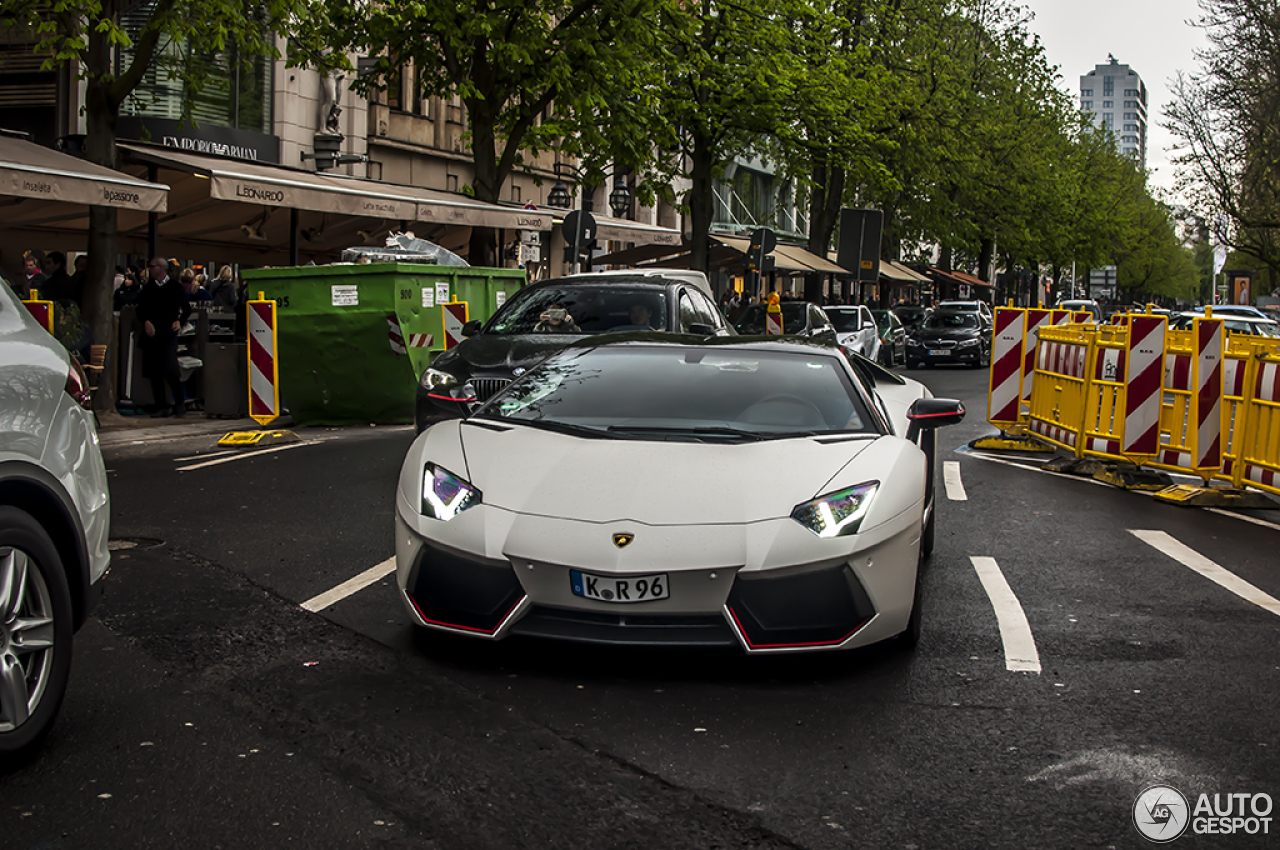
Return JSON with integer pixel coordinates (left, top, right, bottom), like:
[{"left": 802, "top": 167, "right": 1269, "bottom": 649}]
[
  {"left": 1021, "top": 309, "right": 1052, "bottom": 402},
  {"left": 387, "top": 314, "right": 408, "bottom": 355},
  {"left": 1122, "top": 315, "right": 1167, "bottom": 457},
  {"left": 987, "top": 308, "right": 1025, "bottom": 427},
  {"left": 248, "top": 299, "right": 280, "bottom": 426},
  {"left": 443, "top": 302, "right": 469, "bottom": 349},
  {"left": 1193, "top": 318, "right": 1224, "bottom": 471}
]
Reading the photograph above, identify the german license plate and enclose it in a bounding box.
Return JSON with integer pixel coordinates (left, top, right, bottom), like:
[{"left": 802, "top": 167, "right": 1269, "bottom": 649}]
[
  {"left": 928, "top": 349, "right": 951, "bottom": 356},
  {"left": 570, "top": 570, "right": 669, "bottom": 603}
]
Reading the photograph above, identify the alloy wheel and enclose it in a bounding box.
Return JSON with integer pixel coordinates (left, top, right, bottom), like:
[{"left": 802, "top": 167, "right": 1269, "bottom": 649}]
[{"left": 0, "top": 546, "right": 55, "bottom": 734}]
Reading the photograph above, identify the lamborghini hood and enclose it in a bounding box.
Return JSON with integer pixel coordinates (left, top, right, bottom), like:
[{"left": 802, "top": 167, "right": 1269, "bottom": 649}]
[{"left": 454, "top": 421, "right": 881, "bottom": 525}]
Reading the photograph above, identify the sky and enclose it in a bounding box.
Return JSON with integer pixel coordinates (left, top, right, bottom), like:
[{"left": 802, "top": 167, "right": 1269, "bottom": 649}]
[{"left": 1018, "top": 0, "right": 1210, "bottom": 196}]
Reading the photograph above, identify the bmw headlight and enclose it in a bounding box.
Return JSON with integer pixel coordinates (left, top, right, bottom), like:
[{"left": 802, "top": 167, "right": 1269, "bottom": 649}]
[
  {"left": 421, "top": 367, "right": 459, "bottom": 391},
  {"left": 791, "top": 482, "right": 879, "bottom": 538},
  {"left": 422, "top": 463, "right": 481, "bottom": 520},
  {"left": 907, "top": 338, "right": 922, "bottom": 347},
  {"left": 958, "top": 339, "right": 980, "bottom": 348}
]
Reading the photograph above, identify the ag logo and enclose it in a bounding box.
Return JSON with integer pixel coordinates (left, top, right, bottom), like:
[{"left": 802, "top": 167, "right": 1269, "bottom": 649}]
[
  {"left": 612, "top": 532, "right": 634, "bottom": 549},
  {"left": 1134, "top": 784, "right": 1190, "bottom": 842}
]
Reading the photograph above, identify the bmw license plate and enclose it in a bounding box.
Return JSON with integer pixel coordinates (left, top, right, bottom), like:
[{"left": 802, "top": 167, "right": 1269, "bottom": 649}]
[
  {"left": 570, "top": 570, "right": 669, "bottom": 603},
  {"left": 928, "top": 349, "right": 951, "bottom": 356}
]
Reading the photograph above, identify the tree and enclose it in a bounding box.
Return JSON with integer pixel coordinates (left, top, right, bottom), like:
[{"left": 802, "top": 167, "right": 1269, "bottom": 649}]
[
  {"left": 1166, "top": 0, "right": 1280, "bottom": 293},
  {"left": 1, "top": 0, "right": 339, "bottom": 410},
  {"left": 321, "top": 0, "right": 657, "bottom": 264}
]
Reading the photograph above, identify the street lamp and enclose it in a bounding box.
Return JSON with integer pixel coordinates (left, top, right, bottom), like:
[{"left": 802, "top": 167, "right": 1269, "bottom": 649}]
[
  {"left": 547, "top": 162, "right": 630, "bottom": 218},
  {"left": 547, "top": 179, "right": 572, "bottom": 209},
  {"left": 608, "top": 174, "right": 631, "bottom": 218}
]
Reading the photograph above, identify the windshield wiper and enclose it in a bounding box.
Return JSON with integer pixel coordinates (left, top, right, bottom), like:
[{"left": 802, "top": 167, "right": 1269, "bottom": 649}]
[
  {"left": 500, "top": 419, "right": 609, "bottom": 438},
  {"left": 606, "top": 425, "right": 771, "bottom": 442}
]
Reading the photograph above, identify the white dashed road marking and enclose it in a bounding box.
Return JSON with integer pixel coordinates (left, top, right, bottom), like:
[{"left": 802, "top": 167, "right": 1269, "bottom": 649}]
[
  {"left": 1129, "top": 530, "right": 1280, "bottom": 617},
  {"left": 970, "top": 556, "right": 1042, "bottom": 674},
  {"left": 301, "top": 558, "right": 396, "bottom": 613},
  {"left": 176, "top": 443, "right": 307, "bottom": 471},
  {"left": 943, "top": 461, "right": 967, "bottom": 501}
]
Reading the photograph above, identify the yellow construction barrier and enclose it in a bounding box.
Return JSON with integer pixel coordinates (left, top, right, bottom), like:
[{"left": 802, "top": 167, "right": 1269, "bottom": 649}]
[{"left": 1226, "top": 342, "right": 1280, "bottom": 496}]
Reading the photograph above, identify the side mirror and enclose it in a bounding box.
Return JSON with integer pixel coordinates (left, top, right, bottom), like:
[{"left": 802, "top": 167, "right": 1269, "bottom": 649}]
[
  {"left": 687, "top": 322, "right": 715, "bottom": 336},
  {"left": 906, "top": 397, "right": 965, "bottom": 442},
  {"left": 461, "top": 319, "right": 482, "bottom": 337}
]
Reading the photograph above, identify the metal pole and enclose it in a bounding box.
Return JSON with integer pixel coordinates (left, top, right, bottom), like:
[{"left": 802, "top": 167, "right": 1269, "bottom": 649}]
[{"left": 289, "top": 208, "right": 300, "bottom": 266}]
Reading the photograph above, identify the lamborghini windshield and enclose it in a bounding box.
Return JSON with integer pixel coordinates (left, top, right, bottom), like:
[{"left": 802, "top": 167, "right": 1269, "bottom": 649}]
[{"left": 479, "top": 344, "right": 876, "bottom": 439}]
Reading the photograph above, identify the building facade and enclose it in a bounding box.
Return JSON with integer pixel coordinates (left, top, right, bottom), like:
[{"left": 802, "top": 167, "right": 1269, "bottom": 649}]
[{"left": 1079, "top": 56, "right": 1147, "bottom": 165}]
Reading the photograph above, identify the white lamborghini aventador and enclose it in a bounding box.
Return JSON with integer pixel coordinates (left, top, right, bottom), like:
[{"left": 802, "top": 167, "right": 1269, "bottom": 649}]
[{"left": 394, "top": 337, "right": 963, "bottom": 654}]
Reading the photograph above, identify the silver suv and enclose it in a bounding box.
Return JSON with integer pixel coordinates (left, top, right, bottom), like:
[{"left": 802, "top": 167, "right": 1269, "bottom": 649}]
[{"left": 0, "top": 283, "right": 109, "bottom": 763}]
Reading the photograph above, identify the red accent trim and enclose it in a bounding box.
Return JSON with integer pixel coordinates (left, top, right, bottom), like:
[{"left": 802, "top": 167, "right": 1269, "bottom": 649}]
[
  {"left": 726, "top": 607, "right": 869, "bottom": 649},
  {"left": 407, "top": 593, "right": 525, "bottom": 636},
  {"left": 427, "top": 393, "right": 465, "bottom": 402},
  {"left": 907, "top": 409, "right": 963, "bottom": 420}
]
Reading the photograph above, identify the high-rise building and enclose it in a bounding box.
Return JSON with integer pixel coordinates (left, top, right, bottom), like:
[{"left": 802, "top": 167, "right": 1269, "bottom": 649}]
[{"left": 1079, "top": 55, "right": 1147, "bottom": 166}]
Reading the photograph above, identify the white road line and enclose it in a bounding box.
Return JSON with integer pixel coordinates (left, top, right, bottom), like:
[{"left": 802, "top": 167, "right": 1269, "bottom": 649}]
[
  {"left": 301, "top": 558, "right": 396, "bottom": 613},
  {"left": 970, "top": 556, "right": 1042, "bottom": 674},
  {"left": 943, "top": 461, "right": 967, "bottom": 501},
  {"left": 1129, "top": 530, "right": 1280, "bottom": 617},
  {"left": 1206, "top": 508, "right": 1280, "bottom": 534},
  {"left": 174, "top": 449, "right": 239, "bottom": 463},
  {"left": 176, "top": 443, "right": 306, "bottom": 471}
]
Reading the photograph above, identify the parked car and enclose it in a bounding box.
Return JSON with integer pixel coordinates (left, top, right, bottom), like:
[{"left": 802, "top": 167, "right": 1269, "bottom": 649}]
[
  {"left": 906, "top": 309, "right": 991, "bottom": 368},
  {"left": 1202, "top": 305, "right": 1272, "bottom": 321},
  {"left": 935, "top": 300, "right": 993, "bottom": 322},
  {"left": 822, "top": 305, "right": 881, "bottom": 360},
  {"left": 869, "top": 309, "right": 907, "bottom": 366},
  {"left": 1057, "top": 299, "right": 1103, "bottom": 322},
  {"left": 1169, "top": 312, "right": 1280, "bottom": 337},
  {"left": 0, "top": 283, "right": 110, "bottom": 763},
  {"left": 892, "top": 304, "right": 931, "bottom": 331},
  {"left": 415, "top": 270, "right": 732, "bottom": 432},
  {"left": 395, "top": 337, "right": 964, "bottom": 653},
  {"left": 733, "top": 301, "right": 839, "bottom": 345}
]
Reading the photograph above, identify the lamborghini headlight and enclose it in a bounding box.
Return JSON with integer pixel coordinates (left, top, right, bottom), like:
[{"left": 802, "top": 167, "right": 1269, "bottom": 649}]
[
  {"left": 422, "top": 463, "right": 481, "bottom": 520},
  {"left": 421, "top": 367, "right": 459, "bottom": 391},
  {"left": 790, "top": 482, "right": 879, "bottom": 538}
]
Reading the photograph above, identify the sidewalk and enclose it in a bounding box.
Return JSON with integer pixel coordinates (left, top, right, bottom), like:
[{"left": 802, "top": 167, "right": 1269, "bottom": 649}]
[{"left": 96, "top": 410, "right": 291, "bottom": 447}]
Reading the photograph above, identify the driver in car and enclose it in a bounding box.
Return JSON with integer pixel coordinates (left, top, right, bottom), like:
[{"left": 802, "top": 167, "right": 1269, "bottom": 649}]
[
  {"left": 626, "top": 302, "right": 656, "bottom": 330},
  {"left": 534, "top": 304, "right": 581, "bottom": 333}
]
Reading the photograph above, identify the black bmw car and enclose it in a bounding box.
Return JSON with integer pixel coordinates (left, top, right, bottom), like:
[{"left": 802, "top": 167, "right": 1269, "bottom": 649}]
[
  {"left": 415, "top": 270, "right": 733, "bottom": 431},
  {"left": 906, "top": 309, "right": 991, "bottom": 368}
]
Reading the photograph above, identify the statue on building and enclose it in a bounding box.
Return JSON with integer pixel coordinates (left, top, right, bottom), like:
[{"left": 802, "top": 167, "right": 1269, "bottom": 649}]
[{"left": 320, "top": 73, "right": 345, "bottom": 137}]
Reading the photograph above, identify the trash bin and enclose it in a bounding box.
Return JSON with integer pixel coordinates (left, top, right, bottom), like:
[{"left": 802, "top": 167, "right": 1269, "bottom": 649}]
[{"left": 242, "top": 263, "right": 526, "bottom": 425}]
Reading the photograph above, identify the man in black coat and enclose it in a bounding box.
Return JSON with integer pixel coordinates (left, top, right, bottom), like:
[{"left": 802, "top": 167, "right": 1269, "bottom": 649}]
[
  {"left": 135, "top": 256, "right": 192, "bottom": 417},
  {"left": 41, "top": 251, "right": 77, "bottom": 305}
]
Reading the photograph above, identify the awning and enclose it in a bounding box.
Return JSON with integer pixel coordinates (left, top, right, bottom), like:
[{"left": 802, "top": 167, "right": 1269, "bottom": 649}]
[
  {"left": 0, "top": 134, "right": 167, "bottom": 213},
  {"left": 714, "top": 236, "right": 847, "bottom": 274},
  {"left": 880, "top": 260, "right": 930, "bottom": 282},
  {"left": 594, "top": 213, "right": 682, "bottom": 247},
  {"left": 121, "top": 144, "right": 552, "bottom": 230},
  {"left": 931, "top": 267, "right": 995, "bottom": 289}
]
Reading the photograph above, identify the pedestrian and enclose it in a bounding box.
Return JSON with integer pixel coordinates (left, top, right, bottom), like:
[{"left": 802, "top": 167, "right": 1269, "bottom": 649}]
[
  {"left": 41, "top": 251, "right": 78, "bottom": 305},
  {"left": 208, "top": 265, "right": 237, "bottom": 308},
  {"left": 21, "top": 249, "right": 47, "bottom": 299},
  {"left": 69, "top": 254, "right": 88, "bottom": 301},
  {"left": 114, "top": 267, "right": 142, "bottom": 311},
  {"left": 190, "top": 272, "right": 213, "bottom": 303},
  {"left": 135, "top": 256, "right": 191, "bottom": 417}
]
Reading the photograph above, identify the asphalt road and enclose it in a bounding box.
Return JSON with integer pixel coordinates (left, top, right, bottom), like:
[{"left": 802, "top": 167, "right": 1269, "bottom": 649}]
[{"left": 4, "top": 362, "right": 1279, "bottom": 849}]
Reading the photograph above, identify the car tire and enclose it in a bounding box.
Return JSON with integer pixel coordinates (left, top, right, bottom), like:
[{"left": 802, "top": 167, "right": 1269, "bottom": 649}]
[
  {"left": 0, "top": 507, "right": 74, "bottom": 768},
  {"left": 897, "top": 547, "right": 925, "bottom": 649},
  {"left": 921, "top": 500, "right": 936, "bottom": 558}
]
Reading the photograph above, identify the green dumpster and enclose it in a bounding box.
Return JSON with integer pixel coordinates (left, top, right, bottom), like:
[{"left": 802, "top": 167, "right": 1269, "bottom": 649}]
[{"left": 242, "top": 263, "right": 526, "bottom": 425}]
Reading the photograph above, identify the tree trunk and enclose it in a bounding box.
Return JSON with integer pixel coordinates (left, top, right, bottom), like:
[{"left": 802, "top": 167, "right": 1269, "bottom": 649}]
[
  {"left": 464, "top": 99, "right": 500, "bottom": 266},
  {"left": 84, "top": 33, "right": 119, "bottom": 411},
  {"left": 687, "top": 143, "right": 715, "bottom": 279},
  {"left": 977, "top": 237, "right": 994, "bottom": 283}
]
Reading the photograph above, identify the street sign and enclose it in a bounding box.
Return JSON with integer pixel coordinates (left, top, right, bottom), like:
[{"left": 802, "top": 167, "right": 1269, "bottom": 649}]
[
  {"left": 563, "top": 209, "right": 597, "bottom": 272},
  {"left": 246, "top": 295, "right": 280, "bottom": 426},
  {"left": 747, "top": 227, "right": 776, "bottom": 274},
  {"left": 837, "top": 209, "right": 883, "bottom": 282}
]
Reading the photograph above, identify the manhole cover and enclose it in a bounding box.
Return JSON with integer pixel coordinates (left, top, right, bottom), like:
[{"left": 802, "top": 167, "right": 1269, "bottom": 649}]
[{"left": 108, "top": 537, "right": 164, "bottom": 551}]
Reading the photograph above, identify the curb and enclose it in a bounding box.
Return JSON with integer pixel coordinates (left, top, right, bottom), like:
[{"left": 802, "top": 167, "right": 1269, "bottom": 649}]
[{"left": 97, "top": 412, "right": 291, "bottom": 447}]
